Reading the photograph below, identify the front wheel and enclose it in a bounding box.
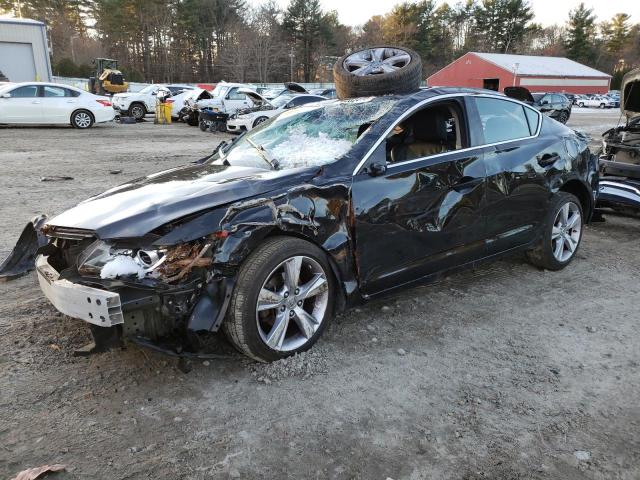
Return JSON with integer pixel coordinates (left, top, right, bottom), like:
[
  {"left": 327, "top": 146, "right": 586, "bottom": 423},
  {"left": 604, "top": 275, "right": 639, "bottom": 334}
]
[
  {"left": 557, "top": 111, "right": 569, "bottom": 124},
  {"left": 128, "top": 103, "right": 146, "bottom": 120},
  {"left": 599, "top": 103, "right": 605, "bottom": 109},
  {"left": 71, "top": 110, "right": 94, "bottom": 129},
  {"left": 578, "top": 102, "right": 584, "bottom": 107},
  {"left": 252, "top": 116, "right": 268, "bottom": 128},
  {"left": 223, "top": 237, "right": 335, "bottom": 362},
  {"left": 526, "top": 192, "right": 583, "bottom": 270}
]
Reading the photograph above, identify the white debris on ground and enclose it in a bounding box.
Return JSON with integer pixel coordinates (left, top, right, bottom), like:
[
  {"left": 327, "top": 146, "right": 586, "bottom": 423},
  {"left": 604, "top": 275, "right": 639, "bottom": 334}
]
[
  {"left": 271, "top": 130, "right": 353, "bottom": 168},
  {"left": 100, "top": 255, "right": 146, "bottom": 279},
  {"left": 574, "top": 450, "right": 591, "bottom": 461},
  {"left": 250, "top": 347, "right": 329, "bottom": 383}
]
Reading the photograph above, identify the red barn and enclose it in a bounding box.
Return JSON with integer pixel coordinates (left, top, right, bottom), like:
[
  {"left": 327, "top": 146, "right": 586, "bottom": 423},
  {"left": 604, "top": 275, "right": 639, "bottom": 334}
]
[{"left": 427, "top": 52, "right": 611, "bottom": 94}]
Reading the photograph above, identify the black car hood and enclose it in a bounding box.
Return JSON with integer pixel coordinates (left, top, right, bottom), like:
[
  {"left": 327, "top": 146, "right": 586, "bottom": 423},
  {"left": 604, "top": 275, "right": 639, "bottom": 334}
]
[
  {"left": 504, "top": 86, "right": 535, "bottom": 103},
  {"left": 47, "top": 162, "right": 313, "bottom": 239},
  {"left": 621, "top": 68, "right": 640, "bottom": 120}
]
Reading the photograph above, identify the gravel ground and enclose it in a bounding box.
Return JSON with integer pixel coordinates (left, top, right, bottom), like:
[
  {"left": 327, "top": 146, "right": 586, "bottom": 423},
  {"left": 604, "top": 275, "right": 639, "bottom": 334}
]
[{"left": 1, "top": 111, "right": 639, "bottom": 479}]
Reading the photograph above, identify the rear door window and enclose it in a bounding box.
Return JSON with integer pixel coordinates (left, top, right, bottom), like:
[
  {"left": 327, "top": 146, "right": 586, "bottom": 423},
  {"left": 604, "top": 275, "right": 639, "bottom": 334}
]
[
  {"left": 43, "top": 86, "right": 67, "bottom": 97},
  {"left": 475, "top": 97, "right": 534, "bottom": 144},
  {"left": 9, "top": 85, "right": 38, "bottom": 98}
]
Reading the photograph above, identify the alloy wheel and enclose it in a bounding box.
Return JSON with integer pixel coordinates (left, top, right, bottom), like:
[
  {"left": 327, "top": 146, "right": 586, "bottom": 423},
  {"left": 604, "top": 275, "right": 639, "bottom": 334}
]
[
  {"left": 256, "top": 255, "right": 329, "bottom": 352},
  {"left": 131, "top": 105, "right": 144, "bottom": 119},
  {"left": 551, "top": 202, "right": 581, "bottom": 262},
  {"left": 343, "top": 47, "right": 411, "bottom": 76},
  {"left": 74, "top": 112, "right": 92, "bottom": 128}
]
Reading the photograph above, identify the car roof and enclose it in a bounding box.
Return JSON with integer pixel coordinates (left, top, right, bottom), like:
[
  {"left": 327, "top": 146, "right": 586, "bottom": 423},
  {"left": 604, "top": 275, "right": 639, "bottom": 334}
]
[{"left": 0, "top": 81, "right": 84, "bottom": 92}]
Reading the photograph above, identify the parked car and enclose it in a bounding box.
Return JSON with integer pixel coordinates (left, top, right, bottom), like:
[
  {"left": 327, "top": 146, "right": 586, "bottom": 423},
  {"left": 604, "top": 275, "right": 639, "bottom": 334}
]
[
  {"left": 0, "top": 82, "right": 115, "bottom": 128},
  {"left": 262, "top": 82, "right": 309, "bottom": 100},
  {"left": 34, "top": 87, "right": 597, "bottom": 361},
  {"left": 226, "top": 92, "right": 327, "bottom": 133},
  {"left": 310, "top": 88, "right": 337, "bottom": 99},
  {"left": 576, "top": 95, "right": 616, "bottom": 108},
  {"left": 504, "top": 87, "right": 572, "bottom": 123},
  {"left": 598, "top": 68, "right": 640, "bottom": 213},
  {"left": 111, "top": 84, "right": 195, "bottom": 120}
]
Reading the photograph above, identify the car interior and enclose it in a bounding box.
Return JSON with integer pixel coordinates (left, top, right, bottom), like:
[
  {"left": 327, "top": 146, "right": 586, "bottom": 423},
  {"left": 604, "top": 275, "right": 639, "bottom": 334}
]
[{"left": 386, "top": 101, "right": 466, "bottom": 163}]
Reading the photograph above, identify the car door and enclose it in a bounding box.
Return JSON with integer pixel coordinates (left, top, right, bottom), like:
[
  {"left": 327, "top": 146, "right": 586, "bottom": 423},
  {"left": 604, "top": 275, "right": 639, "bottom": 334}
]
[
  {"left": 224, "top": 87, "right": 252, "bottom": 112},
  {"left": 351, "top": 98, "right": 488, "bottom": 295},
  {"left": 471, "top": 96, "right": 552, "bottom": 254},
  {"left": 0, "top": 84, "right": 41, "bottom": 123},
  {"left": 40, "top": 85, "right": 75, "bottom": 123}
]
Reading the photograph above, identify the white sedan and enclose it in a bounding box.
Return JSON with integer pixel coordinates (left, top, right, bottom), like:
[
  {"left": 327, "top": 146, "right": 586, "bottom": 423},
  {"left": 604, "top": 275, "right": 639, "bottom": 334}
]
[
  {"left": 576, "top": 95, "right": 617, "bottom": 108},
  {"left": 226, "top": 93, "right": 326, "bottom": 133},
  {"left": 0, "top": 82, "right": 115, "bottom": 128}
]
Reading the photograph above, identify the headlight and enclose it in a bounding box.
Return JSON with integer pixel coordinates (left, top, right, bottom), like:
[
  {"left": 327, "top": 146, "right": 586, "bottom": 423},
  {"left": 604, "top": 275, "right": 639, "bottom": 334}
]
[{"left": 77, "top": 240, "right": 166, "bottom": 280}]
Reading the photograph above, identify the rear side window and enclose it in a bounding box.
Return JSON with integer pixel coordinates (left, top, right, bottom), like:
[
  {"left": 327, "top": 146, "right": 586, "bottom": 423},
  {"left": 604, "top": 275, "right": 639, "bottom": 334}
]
[
  {"left": 524, "top": 107, "right": 540, "bottom": 135},
  {"left": 226, "top": 87, "right": 246, "bottom": 100},
  {"left": 43, "top": 86, "right": 67, "bottom": 97},
  {"left": 9, "top": 85, "right": 38, "bottom": 98},
  {"left": 475, "top": 97, "right": 534, "bottom": 144}
]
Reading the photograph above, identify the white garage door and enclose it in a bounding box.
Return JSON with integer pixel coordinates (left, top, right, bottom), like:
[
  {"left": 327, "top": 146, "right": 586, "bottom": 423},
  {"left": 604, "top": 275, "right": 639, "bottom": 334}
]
[{"left": 0, "top": 42, "right": 37, "bottom": 82}]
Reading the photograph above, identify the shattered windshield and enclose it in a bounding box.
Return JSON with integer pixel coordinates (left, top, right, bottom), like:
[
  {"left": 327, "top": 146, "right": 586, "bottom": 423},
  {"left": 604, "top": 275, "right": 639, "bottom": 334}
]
[{"left": 220, "top": 97, "right": 398, "bottom": 170}]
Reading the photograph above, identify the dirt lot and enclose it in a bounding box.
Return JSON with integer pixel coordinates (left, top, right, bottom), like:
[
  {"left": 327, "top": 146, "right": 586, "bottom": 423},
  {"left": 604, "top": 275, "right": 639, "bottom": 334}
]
[{"left": 1, "top": 111, "right": 639, "bottom": 480}]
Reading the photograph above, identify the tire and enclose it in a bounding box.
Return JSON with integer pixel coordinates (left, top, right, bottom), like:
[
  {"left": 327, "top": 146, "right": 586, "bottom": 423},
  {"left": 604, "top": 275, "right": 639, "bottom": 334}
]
[
  {"left": 252, "top": 116, "right": 268, "bottom": 128},
  {"left": 187, "top": 112, "right": 199, "bottom": 126},
  {"left": 128, "top": 103, "right": 146, "bottom": 120},
  {"left": 223, "top": 236, "right": 335, "bottom": 362},
  {"left": 333, "top": 45, "right": 422, "bottom": 100},
  {"left": 70, "top": 110, "right": 94, "bottom": 129},
  {"left": 579, "top": 102, "right": 584, "bottom": 107},
  {"left": 199, "top": 120, "right": 208, "bottom": 132},
  {"left": 599, "top": 103, "right": 605, "bottom": 109},
  {"left": 557, "top": 110, "right": 569, "bottom": 124},
  {"left": 526, "top": 192, "right": 584, "bottom": 271}
]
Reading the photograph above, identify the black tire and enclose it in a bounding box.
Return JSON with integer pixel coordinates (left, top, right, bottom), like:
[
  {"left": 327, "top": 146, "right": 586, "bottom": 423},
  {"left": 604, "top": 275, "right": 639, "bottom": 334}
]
[
  {"left": 223, "top": 236, "right": 335, "bottom": 362},
  {"left": 578, "top": 102, "right": 584, "bottom": 107},
  {"left": 599, "top": 103, "right": 605, "bottom": 109},
  {"left": 128, "top": 103, "right": 146, "bottom": 120},
  {"left": 526, "top": 192, "right": 584, "bottom": 271},
  {"left": 187, "top": 112, "right": 199, "bottom": 126},
  {"left": 70, "top": 110, "right": 94, "bottom": 129},
  {"left": 557, "top": 110, "right": 569, "bottom": 124},
  {"left": 333, "top": 45, "right": 422, "bottom": 100},
  {"left": 199, "top": 120, "right": 208, "bottom": 132},
  {"left": 252, "top": 116, "right": 268, "bottom": 128}
]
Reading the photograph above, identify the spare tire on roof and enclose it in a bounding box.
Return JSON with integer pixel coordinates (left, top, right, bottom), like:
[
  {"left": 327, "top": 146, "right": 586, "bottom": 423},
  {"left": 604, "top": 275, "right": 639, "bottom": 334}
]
[{"left": 333, "top": 46, "right": 422, "bottom": 100}]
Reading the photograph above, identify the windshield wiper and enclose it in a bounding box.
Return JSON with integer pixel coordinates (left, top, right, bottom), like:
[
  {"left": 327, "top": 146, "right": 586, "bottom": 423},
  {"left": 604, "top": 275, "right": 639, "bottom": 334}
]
[{"left": 246, "top": 137, "right": 279, "bottom": 170}]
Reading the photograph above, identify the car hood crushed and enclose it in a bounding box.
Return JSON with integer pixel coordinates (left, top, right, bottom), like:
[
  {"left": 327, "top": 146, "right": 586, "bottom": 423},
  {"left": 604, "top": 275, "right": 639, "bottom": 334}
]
[
  {"left": 621, "top": 67, "right": 640, "bottom": 120},
  {"left": 46, "top": 162, "right": 315, "bottom": 240}
]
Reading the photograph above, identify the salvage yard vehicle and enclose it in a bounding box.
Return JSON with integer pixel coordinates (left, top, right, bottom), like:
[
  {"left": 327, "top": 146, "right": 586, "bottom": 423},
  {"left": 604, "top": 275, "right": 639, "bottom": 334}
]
[
  {"left": 504, "top": 87, "right": 572, "bottom": 124},
  {"left": 226, "top": 92, "right": 327, "bottom": 133},
  {"left": 597, "top": 68, "right": 640, "bottom": 213},
  {"left": 32, "top": 87, "right": 598, "bottom": 361},
  {"left": 0, "top": 82, "right": 115, "bottom": 128},
  {"left": 577, "top": 94, "right": 616, "bottom": 109},
  {"left": 111, "top": 84, "right": 194, "bottom": 120}
]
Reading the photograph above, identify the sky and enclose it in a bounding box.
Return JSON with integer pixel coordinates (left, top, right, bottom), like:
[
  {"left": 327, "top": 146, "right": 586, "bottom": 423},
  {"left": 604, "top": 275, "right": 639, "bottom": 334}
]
[{"left": 265, "top": 0, "right": 640, "bottom": 27}]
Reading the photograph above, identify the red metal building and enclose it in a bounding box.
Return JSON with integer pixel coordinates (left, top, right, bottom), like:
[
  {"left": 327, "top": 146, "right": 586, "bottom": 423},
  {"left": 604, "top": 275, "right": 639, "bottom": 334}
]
[{"left": 427, "top": 52, "right": 611, "bottom": 94}]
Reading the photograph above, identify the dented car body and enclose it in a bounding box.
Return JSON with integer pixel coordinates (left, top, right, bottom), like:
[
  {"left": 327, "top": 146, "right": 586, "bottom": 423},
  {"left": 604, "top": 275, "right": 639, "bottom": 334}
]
[{"left": 35, "top": 88, "right": 598, "bottom": 360}]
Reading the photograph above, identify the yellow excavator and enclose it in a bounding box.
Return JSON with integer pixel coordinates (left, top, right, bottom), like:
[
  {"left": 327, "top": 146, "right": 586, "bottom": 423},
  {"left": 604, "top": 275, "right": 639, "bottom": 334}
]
[{"left": 89, "top": 58, "right": 129, "bottom": 95}]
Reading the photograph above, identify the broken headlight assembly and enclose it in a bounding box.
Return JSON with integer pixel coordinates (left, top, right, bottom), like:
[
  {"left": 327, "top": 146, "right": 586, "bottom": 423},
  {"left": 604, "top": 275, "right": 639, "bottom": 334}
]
[
  {"left": 76, "top": 237, "right": 218, "bottom": 282},
  {"left": 77, "top": 240, "right": 167, "bottom": 279}
]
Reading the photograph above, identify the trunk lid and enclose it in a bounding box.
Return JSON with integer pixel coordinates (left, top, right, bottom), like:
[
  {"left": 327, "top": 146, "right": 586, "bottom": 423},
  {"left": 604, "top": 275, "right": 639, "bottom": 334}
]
[{"left": 621, "top": 67, "right": 640, "bottom": 120}]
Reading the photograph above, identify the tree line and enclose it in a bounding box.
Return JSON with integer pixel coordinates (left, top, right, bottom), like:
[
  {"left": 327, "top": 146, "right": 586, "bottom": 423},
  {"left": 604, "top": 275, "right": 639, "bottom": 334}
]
[{"left": 1, "top": 0, "right": 638, "bottom": 88}]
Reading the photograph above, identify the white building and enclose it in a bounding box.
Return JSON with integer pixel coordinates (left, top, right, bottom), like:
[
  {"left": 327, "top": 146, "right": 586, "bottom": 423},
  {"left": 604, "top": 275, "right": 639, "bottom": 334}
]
[{"left": 0, "top": 18, "right": 52, "bottom": 82}]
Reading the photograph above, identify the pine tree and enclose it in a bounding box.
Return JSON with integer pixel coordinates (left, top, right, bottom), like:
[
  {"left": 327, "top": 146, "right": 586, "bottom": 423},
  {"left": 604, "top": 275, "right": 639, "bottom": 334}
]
[{"left": 564, "top": 3, "right": 596, "bottom": 65}]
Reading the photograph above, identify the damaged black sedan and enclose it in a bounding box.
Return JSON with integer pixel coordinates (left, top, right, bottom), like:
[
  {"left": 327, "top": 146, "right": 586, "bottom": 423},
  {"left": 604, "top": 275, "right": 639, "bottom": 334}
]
[{"left": 35, "top": 88, "right": 598, "bottom": 362}]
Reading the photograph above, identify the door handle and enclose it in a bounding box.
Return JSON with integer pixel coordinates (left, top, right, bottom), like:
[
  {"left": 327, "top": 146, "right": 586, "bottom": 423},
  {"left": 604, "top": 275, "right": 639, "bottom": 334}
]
[
  {"left": 452, "top": 176, "right": 483, "bottom": 193},
  {"left": 537, "top": 153, "right": 560, "bottom": 168},
  {"left": 31, "top": 100, "right": 41, "bottom": 104}
]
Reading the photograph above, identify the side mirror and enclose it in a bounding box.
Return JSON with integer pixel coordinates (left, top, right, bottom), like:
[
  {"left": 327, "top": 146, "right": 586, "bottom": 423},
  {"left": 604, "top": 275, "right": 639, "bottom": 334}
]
[{"left": 366, "top": 161, "right": 387, "bottom": 177}]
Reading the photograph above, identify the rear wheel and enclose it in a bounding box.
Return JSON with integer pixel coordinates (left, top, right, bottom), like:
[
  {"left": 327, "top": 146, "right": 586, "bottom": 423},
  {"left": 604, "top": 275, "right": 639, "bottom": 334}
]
[
  {"left": 71, "top": 110, "right": 94, "bottom": 129},
  {"left": 600, "top": 103, "right": 605, "bottom": 108},
  {"left": 527, "top": 192, "right": 583, "bottom": 270},
  {"left": 199, "top": 120, "right": 208, "bottom": 132},
  {"left": 557, "top": 110, "right": 569, "bottom": 124},
  {"left": 128, "top": 103, "right": 146, "bottom": 120},
  {"left": 578, "top": 102, "right": 585, "bottom": 107},
  {"left": 223, "top": 237, "right": 335, "bottom": 362}
]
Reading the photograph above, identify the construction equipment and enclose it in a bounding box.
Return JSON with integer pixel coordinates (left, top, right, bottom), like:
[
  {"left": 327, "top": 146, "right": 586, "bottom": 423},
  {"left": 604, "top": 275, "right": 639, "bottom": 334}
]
[{"left": 89, "top": 58, "right": 128, "bottom": 95}]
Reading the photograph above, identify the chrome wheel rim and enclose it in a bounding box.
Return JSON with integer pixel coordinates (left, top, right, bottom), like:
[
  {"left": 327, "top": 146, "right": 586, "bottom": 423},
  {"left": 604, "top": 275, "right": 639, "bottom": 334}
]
[
  {"left": 131, "top": 106, "right": 144, "bottom": 118},
  {"left": 551, "top": 202, "right": 581, "bottom": 262},
  {"left": 75, "top": 112, "right": 91, "bottom": 128},
  {"left": 343, "top": 47, "right": 411, "bottom": 76},
  {"left": 256, "top": 255, "right": 329, "bottom": 352}
]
